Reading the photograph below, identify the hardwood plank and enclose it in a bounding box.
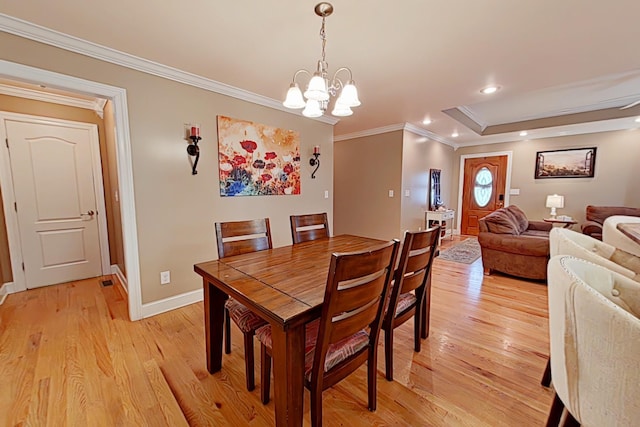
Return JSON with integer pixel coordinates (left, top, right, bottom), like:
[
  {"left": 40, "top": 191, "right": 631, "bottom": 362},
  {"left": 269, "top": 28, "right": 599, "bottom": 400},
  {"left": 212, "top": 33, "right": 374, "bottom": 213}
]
[{"left": 143, "top": 359, "right": 190, "bottom": 427}]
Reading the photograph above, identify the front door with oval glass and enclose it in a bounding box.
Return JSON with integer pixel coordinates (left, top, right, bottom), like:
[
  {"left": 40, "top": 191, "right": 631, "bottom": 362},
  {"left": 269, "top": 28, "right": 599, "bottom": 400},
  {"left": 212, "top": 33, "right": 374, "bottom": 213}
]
[{"left": 461, "top": 155, "right": 508, "bottom": 235}]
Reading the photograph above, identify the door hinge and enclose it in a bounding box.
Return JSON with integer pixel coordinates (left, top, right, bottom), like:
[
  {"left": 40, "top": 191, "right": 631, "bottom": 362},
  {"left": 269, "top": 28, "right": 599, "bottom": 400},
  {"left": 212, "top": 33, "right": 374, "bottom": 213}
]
[
  {"left": 14, "top": 202, "right": 17, "bottom": 212},
  {"left": 22, "top": 262, "right": 25, "bottom": 271},
  {"left": 5, "top": 138, "right": 8, "bottom": 148}
]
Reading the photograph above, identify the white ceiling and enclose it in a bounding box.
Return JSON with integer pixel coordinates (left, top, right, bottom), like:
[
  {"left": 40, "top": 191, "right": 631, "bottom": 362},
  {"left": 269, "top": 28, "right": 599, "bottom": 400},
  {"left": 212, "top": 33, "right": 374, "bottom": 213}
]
[{"left": 2, "top": 1, "right": 640, "bottom": 147}]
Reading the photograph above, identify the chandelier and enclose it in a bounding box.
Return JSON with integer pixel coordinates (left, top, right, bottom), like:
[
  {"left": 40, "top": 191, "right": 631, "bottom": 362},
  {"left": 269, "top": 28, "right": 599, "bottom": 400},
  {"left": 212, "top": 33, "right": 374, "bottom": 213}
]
[{"left": 282, "top": 2, "right": 361, "bottom": 118}]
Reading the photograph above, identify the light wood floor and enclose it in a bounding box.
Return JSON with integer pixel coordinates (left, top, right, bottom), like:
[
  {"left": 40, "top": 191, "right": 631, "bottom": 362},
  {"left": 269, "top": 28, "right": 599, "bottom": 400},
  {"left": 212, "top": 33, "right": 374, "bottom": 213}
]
[{"left": 0, "top": 236, "right": 553, "bottom": 426}]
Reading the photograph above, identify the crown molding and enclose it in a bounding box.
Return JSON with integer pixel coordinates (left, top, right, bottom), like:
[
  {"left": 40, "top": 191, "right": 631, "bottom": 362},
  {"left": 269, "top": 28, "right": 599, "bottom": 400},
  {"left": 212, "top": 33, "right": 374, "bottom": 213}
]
[
  {"left": 0, "top": 14, "right": 338, "bottom": 125},
  {"left": 334, "top": 122, "right": 458, "bottom": 148}
]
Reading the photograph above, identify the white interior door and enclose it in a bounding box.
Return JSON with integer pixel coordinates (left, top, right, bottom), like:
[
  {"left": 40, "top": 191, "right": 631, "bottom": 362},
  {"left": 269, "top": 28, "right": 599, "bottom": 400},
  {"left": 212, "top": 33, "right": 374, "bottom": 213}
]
[{"left": 4, "top": 117, "right": 104, "bottom": 288}]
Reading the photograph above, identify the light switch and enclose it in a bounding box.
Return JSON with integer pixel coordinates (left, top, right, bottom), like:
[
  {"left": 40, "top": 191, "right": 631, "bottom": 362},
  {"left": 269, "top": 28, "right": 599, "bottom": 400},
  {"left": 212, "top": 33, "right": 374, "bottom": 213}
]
[
  {"left": 509, "top": 188, "right": 520, "bottom": 195},
  {"left": 405, "top": 190, "right": 411, "bottom": 197},
  {"left": 388, "top": 190, "right": 394, "bottom": 197},
  {"left": 324, "top": 190, "right": 329, "bottom": 199}
]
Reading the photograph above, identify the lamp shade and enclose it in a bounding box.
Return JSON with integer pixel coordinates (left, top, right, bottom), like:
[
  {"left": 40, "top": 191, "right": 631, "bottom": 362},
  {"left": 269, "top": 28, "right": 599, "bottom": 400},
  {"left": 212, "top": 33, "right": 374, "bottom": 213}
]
[
  {"left": 546, "top": 194, "right": 565, "bottom": 209},
  {"left": 283, "top": 83, "right": 305, "bottom": 109},
  {"left": 331, "top": 100, "right": 353, "bottom": 117},
  {"left": 337, "top": 80, "right": 361, "bottom": 107},
  {"left": 304, "top": 73, "right": 330, "bottom": 101},
  {"left": 302, "top": 99, "right": 323, "bottom": 118}
]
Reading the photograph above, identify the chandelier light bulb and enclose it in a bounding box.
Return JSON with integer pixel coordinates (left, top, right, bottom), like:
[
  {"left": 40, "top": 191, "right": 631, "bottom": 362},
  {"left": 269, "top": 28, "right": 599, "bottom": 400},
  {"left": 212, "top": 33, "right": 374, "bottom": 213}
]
[{"left": 283, "top": 83, "right": 306, "bottom": 109}]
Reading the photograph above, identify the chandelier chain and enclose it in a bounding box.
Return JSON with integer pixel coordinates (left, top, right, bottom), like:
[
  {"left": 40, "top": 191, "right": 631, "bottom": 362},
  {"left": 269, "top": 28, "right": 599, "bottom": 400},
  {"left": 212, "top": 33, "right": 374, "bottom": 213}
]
[{"left": 320, "top": 16, "right": 327, "bottom": 67}]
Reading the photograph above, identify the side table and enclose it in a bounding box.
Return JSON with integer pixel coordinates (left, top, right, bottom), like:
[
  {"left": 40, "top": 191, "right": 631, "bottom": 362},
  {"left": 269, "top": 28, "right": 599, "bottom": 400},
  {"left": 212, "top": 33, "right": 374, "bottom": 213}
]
[
  {"left": 425, "top": 210, "right": 455, "bottom": 240},
  {"left": 543, "top": 218, "right": 577, "bottom": 229}
]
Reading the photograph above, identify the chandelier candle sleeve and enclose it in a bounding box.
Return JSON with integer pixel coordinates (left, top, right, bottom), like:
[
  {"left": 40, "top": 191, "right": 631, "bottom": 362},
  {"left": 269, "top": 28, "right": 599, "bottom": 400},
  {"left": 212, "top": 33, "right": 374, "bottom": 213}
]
[
  {"left": 190, "top": 125, "right": 200, "bottom": 138},
  {"left": 314, "top": 145, "right": 320, "bottom": 154}
]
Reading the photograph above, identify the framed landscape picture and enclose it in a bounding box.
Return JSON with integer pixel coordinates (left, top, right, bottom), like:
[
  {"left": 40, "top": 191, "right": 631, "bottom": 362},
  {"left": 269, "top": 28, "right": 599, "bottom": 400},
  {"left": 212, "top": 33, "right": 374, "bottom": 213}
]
[{"left": 534, "top": 147, "right": 596, "bottom": 179}]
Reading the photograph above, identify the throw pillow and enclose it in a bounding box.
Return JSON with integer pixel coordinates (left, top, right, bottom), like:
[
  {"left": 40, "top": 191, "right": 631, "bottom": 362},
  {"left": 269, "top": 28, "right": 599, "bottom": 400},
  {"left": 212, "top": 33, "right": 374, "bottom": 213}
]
[
  {"left": 506, "top": 205, "right": 529, "bottom": 234},
  {"left": 484, "top": 210, "right": 519, "bottom": 234}
]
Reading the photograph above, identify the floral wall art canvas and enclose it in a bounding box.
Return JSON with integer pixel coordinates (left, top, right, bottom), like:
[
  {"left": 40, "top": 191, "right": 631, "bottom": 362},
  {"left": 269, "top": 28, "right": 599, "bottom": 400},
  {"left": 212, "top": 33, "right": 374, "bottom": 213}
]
[{"left": 217, "top": 116, "right": 301, "bottom": 196}]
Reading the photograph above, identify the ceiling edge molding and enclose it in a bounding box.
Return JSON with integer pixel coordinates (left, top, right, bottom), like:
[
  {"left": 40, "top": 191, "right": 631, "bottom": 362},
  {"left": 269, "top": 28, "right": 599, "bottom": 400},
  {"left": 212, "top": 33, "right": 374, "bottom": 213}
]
[
  {"left": 0, "top": 82, "right": 104, "bottom": 114},
  {"left": 334, "top": 122, "right": 458, "bottom": 148},
  {"left": 403, "top": 123, "right": 457, "bottom": 148},
  {"left": 333, "top": 123, "right": 405, "bottom": 141},
  {"left": 0, "top": 14, "right": 339, "bottom": 126}
]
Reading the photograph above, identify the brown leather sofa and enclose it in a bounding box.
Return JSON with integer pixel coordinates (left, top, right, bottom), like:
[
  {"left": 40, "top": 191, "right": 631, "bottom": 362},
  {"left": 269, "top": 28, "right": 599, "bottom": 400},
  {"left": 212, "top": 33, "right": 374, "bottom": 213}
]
[
  {"left": 478, "top": 205, "right": 553, "bottom": 280},
  {"left": 581, "top": 205, "right": 640, "bottom": 240}
]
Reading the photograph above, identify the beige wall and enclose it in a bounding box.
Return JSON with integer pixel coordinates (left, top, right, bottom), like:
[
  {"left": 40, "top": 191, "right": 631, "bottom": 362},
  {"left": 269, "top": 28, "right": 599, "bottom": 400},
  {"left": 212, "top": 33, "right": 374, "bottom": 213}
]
[
  {"left": 400, "top": 131, "right": 455, "bottom": 234},
  {"left": 0, "top": 93, "right": 122, "bottom": 279},
  {"left": 334, "top": 130, "right": 456, "bottom": 241},
  {"left": 103, "top": 101, "right": 125, "bottom": 275},
  {"left": 1, "top": 32, "right": 334, "bottom": 304},
  {"left": 453, "top": 129, "right": 640, "bottom": 224},
  {"left": 334, "top": 131, "right": 402, "bottom": 240}
]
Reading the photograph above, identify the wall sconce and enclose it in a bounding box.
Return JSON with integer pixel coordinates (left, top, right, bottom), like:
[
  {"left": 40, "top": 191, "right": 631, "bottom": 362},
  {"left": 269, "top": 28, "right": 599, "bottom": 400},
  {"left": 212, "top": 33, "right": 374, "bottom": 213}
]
[
  {"left": 187, "top": 124, "right": 201, "bottom": 175},
  {"left": 310, "top": 145, "right": 320, "bottom": 179},
  {"left": 545, "top": 194, "right": 564, "bottom": 218}
]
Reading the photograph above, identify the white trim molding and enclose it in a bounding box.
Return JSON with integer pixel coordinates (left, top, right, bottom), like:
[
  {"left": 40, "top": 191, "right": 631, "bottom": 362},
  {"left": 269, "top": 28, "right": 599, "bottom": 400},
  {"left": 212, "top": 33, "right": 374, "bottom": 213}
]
[
  {"left": 141, "top": 288, "right": 203, "bottom": 319},
  {"left": 0, "top": 82, "right": 106, "bottom": 116},
  {"left": 0, "top": 13, "right": 338, "bottom": 125},
  {"left": 335, "top": 122, "right": 458, "bottom": 148},
  {"left": 111, "top": 264, "right": 128, "bottom": 294}
]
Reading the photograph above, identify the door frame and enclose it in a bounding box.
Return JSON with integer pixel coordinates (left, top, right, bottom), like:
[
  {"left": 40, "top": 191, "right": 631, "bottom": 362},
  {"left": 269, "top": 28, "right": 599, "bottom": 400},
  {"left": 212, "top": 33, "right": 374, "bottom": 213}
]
[
  {"left": 456, "top": 150, "right": 513, "bottom": 233},
  {"left": 0, "top": 112, "right": 111, "bottom": 289},
  {"left": 0, "top": 59, "right": 143, "bottom": 321}
]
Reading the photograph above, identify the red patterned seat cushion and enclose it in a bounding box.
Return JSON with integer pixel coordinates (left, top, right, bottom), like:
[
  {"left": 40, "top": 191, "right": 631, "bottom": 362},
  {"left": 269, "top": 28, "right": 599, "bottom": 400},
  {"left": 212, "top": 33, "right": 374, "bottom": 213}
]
[
  {"left": 395, "top": 292, "right": 416, "bottom": 315},
  {"left": 225, "top": 298, "right": 267, "bottom": 333},
  {"left": 256, "top": 320, "right": 369, "bottom": 380}
]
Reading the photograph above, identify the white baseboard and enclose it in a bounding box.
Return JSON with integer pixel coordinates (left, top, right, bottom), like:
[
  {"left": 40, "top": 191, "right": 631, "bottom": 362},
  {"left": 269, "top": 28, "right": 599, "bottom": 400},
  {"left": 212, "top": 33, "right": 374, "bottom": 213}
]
[
  {"left": 141, "top": 288, "right": 204, "bottom": 319},
  {"left": 0, "top": 282, "right": 16, "bottom": 305},
  {"left": 111, "top": 264, "right": 128, "bottom": 294}
]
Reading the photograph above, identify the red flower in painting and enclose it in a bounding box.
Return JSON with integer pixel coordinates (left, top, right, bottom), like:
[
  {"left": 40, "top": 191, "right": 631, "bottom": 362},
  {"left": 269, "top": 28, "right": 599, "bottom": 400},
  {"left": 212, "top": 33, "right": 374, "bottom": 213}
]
[
  {"left": 261, "top": 174, "right": 273, "bottom": 181},
  {"left": 283, "top": 164, "right": 294, "bottom": 174},
  {"left": 240, "top": 140, "right": 258, "bottom": 153},
  {"left": 265, "top": 162, "right": 276, "bottom": 170},
  {"left": 233, "top": 155, "right": 246, "bottom": 166},
  {"left": 265, "top": 151, "right": 277, "bottom": 160}
]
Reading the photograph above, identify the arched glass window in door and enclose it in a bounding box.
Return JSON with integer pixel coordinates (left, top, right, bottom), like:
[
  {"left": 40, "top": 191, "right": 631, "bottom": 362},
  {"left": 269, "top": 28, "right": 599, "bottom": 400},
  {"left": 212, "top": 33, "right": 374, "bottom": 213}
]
[{"left": 474, "top": 167, "right": 493, "bottom": 207}]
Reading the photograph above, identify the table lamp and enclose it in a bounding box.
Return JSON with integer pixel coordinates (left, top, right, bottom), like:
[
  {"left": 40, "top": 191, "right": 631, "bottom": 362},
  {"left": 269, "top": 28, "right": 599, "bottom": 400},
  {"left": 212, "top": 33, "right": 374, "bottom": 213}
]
[{"left": 546, "top": 194, "right": 564, "bottom": 218}]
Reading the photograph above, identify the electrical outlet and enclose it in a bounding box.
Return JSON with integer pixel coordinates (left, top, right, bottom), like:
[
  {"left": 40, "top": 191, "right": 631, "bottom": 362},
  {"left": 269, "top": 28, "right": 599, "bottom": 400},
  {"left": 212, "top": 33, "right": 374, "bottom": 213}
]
[
  {"left": 388, "top": 190, "right": 394, "bottom": 197},
  {"left": 160, "top": 271, "right": 170, "bottom": 285},
  {"left": 405, "top": 189, "right": 411, "bottom": 197}
]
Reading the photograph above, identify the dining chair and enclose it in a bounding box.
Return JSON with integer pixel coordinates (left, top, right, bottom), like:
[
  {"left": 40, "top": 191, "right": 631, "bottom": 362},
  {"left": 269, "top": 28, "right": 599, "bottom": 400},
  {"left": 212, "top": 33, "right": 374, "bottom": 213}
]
[
  {"left": 256, "top": 240, "right": 399, "bottom": 426},
  {"left": 214, "top": 218, "right": 272, "bottom": 391},
  {"left": 546, "top": 255, "right": 640, "bottom": 426},
  {"left": 382, "top": 227, "right": 439, "bottom": 381},
  {"left": 290, "top": 213, "right": 330, "bottom": 244}
]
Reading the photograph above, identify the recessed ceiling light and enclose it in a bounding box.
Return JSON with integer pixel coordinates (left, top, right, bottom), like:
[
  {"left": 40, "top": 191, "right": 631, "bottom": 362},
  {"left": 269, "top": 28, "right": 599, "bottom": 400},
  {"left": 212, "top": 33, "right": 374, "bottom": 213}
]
[
  {"left": 480, "top": 85, "right": 500, "bottom": 95},
  {"left": 635, "top": 117, "right": 640, "bottom": 123},
  {"left": 519, "top": 131, "right": 528, "bottom": 136},
  {"left": 422, "top": 118, "right": 432, "bottom": 125},
  {"left": 451, "top": 131, "right": 459, "bottom": 138}
]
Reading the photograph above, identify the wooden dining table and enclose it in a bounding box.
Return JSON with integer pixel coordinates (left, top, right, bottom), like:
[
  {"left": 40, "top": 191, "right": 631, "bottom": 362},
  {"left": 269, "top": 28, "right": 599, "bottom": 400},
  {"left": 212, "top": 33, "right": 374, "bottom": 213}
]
[{"left": 194, "top": 234, "right": 387, "bottom": 427}]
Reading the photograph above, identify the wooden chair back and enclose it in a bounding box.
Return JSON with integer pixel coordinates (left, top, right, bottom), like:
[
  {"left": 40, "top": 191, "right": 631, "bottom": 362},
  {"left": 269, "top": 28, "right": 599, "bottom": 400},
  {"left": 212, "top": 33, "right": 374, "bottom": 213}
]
[
  {"left": 215, "top": 218, "right": 272, "bottom": 258},
  {"left": 311, "top": 240, "right": 398, "bottom": 389},
  {"left": 387, "top": 227, "right": 440, "bottom": 321},
  {"left": 290, "top": 213, "right": 330, "bottom": 244}
]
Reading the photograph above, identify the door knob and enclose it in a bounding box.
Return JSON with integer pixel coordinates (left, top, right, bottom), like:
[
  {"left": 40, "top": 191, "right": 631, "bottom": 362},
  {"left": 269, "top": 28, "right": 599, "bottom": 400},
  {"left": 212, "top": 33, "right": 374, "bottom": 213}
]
[{"left": 81, "top": 210, "right": 95, "bottom": 218}]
